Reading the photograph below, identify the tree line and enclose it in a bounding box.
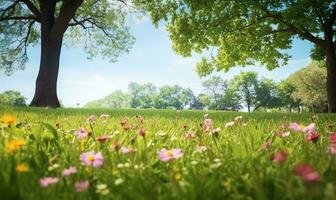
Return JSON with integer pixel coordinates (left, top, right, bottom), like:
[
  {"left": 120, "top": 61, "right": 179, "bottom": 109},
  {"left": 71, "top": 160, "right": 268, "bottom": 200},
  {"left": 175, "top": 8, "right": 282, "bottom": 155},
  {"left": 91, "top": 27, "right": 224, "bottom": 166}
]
[{"left": 85, "top": 62, "right": 327, "bottom": 113}]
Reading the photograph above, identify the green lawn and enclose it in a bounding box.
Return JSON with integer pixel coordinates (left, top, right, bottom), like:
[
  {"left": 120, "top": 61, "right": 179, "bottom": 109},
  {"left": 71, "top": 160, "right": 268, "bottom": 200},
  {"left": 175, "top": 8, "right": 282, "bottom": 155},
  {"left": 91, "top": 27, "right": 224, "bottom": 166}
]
[{"left": 1, "top": 106, "right": 336, "bottom": 200}]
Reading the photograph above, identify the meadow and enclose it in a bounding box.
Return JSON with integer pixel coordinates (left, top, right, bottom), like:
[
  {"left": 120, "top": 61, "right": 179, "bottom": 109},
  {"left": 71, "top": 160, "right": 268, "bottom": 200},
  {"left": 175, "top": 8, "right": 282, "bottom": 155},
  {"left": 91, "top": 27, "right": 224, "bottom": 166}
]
[{"left": 1, "top": 106, "right": 336, "bottom": 200}]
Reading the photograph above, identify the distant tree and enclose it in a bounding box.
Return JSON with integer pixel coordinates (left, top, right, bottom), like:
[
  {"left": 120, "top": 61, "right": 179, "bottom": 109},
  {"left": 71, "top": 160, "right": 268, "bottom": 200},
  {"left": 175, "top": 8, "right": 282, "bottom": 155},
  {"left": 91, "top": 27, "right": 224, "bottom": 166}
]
[
  {"left": 278, "top": 79, "right": 301, "bottom": 112},
  {"left": 254, "top": 78, "right": 281, "bottom": 111},
  {"left": 155, "top": 85, "right": 190, "bottom": 109},
  {"left": 128, "top": 82, "right": 157, "bottom": 108},
  {"left": 288, "top": 63, "right": 327, "bottom": 112},
  {"left": 85, "top": 90, "right": 130, "bottom": 108},
  {"left": 0, "top": 0, "right": 134, "bottom": 107},
  {"left": 135, "top": 0, "right": 336, "bottom": 112},
  {"left": 219, "top": 89, "right": 242, "bottom": 111},
  {"left": 231, "top": 71, "right": 259, "bottom": 112},
  {"left": 201, "top": 76, "right": 226, "bottom": 109},
  {"left": 0, "top": 90, "right": 26, "bottom": 106},
  {"left": 189, "top": 93, "right": 205, "bottom": 110}
]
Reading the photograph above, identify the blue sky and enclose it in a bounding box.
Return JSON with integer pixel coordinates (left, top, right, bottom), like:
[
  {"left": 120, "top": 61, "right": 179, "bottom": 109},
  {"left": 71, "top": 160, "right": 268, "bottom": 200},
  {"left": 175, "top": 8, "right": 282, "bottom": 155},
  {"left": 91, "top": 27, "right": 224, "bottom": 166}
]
[{"left": 0, "top": 15, "right": 312, "bottom": 107}]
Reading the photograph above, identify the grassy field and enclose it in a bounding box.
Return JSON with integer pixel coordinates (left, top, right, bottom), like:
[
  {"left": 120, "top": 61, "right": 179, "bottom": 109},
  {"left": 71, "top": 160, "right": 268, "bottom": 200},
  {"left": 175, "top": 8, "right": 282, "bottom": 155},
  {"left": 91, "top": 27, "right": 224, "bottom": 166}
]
[{"left": 1, "top": 106, "right": 336, "bottom": 200}]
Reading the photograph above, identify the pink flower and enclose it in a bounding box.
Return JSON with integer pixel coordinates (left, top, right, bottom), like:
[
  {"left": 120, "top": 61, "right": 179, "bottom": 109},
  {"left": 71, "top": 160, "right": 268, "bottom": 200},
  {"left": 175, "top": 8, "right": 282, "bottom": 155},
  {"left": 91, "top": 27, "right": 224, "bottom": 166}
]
[
  {"left": 138, "top": 128, "right": 146, "bottom": 137},
  {"left": 75, "top": 180, "right": 90, "bottom": 192},
  {"left": 289, "top": 122, "right": 316, "bottom": 133},
  {"left": 303, "top": 123, "right": 316, "bottom": 134},
  {"left": 204, "top": 118, "right": 212, "bottom": 131},
  {"left": 96, "top": 135, "right": 110, "bottom": 143},
  {"left": 158, "top": 148, "right": 183, "bottom": 162},
  {"left": 305, "top": 132, "right": 320, "bottom": 143},
  {"left": 234, "top": 116, "right": 243, "bottom": 121},
  {"left": 327, "top": 144, "right": 336, "bottom": 154},
  {"left": 271, "top": 151, "right": 287, "bottom": 164},
  {"left": 294, "top": 164, "right": 320, "bottom": 183},
  {"left": 184, "top": 131, "right": 195, "bottom": 140},
  {"left": 120, "top": 146, "right": 136, "bottom": 154},
  {"left": 62, "top": 166, "right": 77, "bottom": 177},
  {"left": 225, "top": 121, "right": 235, "bottom": 128},
  {"left": 262, "top": 140, "right": 272, "bottom": 150},
  {"left": 329, "top": 134, "right": 336, "bottom": 143},
  {"left": 79, "top": 151, "right": 104, "bottom": 167},
  {"left": 87, "top": 115, "right": 97, "bottom": 123},
  {"left": 74, "top": 128, "right": 88, "bottom": 140},
  {"left": 40, "top": 177, "right": 59, "bottom": 187}
]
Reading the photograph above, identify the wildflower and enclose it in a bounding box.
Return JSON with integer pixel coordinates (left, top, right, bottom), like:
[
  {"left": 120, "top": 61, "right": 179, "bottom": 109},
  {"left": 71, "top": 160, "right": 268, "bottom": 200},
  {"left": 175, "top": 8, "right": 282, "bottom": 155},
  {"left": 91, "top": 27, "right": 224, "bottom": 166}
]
[
  {"left": 212, "top": 127, "right": 221, "bottom": 136},
  {"left": 174, "top": 174, "right": 182, "bottom": 181},
  {"left": 74, "top": 128, "right": 88, "bottom": 140},
  {"left": 99, "top": 114, "right": 110, "bottom": 120},
  {"left": 281, "top": 131, "right": 291, "bottom": 137},
  {"left": 138, "top": 128, "right": 146, "bottom": 137},
  {"left": 294, "top": 164, "right": 320, "bottom": 183},
  {"left": 271, "top": 151, "right": 287, "bottom": 164},
  {"left": 156, "top": 131, "right": 167, "bottom": 137},
  {"left": 5, "top": 139, "right": 26, "bottom": 153},
  {"left": 48, "top": 163, "right": 60, "bottom": 171},
  {"left": 62, "top": 166, "right": 77, "bottom": 177},
  {"left": 120, "top": 146, "right": 137, "bottom": 154},
  {"left": 329, "top": 133, "right": 336, "bottom": 143},
  {"left": 110, "top": 141, "right": 120, "bottom": 151},
  {"left": 327, "top": 144, "right": 336, "bottom": 154},
  {"left": 305, "top": 132, "right": 320, "bottom": 143},
  {"left": 96, "top": 135, "right": 109, "bottom": 143},
  {"left": 135, "top": 115, "right": 144, "bottom": 123},
  {"left": 290, "top": 122, "right": 316, "bottom": 133},
  {"left": 204, "top": 113, "right": 209, "bottom": 118},
  {"left": 75, "top": 180, "right": 90, "bottom": 192},
  {"left": 195, "top": 145, "right": 207, "bottom": 153},
  {"left": 120, "top": 119, "right": 132, "bottom": 131},
  {"left": 225, "top": 121, "right": 235, "bottom": 128},
  {"left": 262, "top": 140, "right": 272, "bottom": 150},
  {"left": 184, "top": 131, "right": 195, "bottom": 140},
  {"left": 40, "top": 177, "right": 59, "bottom": 187},
  {"left": 16, "top": 163, "right": 28, "bottom": 173},
  {"left": 158, "top": 148, "right": 183, "bottom": 162},
  {"left": 80, "top": 151, "right": 104, "bottom": 167},
  {"left": 235, "top": 116, "right": 243, "bottom": 121},
  {"left": 204, "top": 118, "right": 213, "bottom": 131},
  {"left": 114, "top": 178, "right": 124, "bottom": 186},
  {"left": 96, "top": 183, "right": 109, "bottom": 195},
  {"left": 87, "top": 115, "right": 97, "bottom": 123},
  {"left": 1, "top": 114, "right": 16, "bottom": 126}
]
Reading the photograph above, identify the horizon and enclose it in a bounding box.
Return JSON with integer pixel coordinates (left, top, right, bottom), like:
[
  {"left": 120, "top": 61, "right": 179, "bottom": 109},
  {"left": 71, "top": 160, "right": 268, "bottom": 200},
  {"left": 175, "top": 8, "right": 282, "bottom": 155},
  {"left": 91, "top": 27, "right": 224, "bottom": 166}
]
[{"left": 0, "top": 15, "right": 312, "bottom": 107}]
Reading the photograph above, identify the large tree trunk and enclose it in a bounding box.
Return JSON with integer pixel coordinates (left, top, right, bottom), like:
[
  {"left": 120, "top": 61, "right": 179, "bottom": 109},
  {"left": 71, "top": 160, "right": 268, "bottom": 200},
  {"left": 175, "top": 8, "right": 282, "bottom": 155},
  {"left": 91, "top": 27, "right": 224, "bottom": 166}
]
[
  {"left": 325, "top": 33, "right": 336, "bottom": 113},
  {"left": 30, "top": 38, "right": 62, "bottom": 108}
]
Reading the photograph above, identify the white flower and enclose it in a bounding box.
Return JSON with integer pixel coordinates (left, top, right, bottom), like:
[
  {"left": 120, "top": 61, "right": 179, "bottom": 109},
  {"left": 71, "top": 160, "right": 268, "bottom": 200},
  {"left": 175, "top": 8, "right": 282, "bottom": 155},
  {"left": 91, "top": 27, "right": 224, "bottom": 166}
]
[{"left": 115, "top": 178, "right": 124, "bottom": 185}]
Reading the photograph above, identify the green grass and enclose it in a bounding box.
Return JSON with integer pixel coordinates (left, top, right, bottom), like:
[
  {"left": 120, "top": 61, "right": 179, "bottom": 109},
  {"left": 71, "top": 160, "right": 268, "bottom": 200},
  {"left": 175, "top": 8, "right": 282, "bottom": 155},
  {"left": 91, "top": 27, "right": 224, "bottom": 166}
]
[{"left": 1, "top": 106, "right": 336, "bottom": 200}]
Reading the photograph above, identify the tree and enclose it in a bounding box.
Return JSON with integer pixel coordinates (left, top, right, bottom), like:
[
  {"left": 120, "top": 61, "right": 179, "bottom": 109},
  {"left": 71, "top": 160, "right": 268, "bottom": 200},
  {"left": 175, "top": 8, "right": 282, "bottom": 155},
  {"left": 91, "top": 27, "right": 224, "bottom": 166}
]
[
  {"left": 254, "top": 78, "right": 281, "bottom": 111},
  {"left": 201, "top": 76, "right": 225, "bottom": 110},
  {"left": 0, "top": 90, "right": 26, "bottom": 106},
  {"left": 128, "top": 82, "right": 157, "bottom": 108},
  {"left": 1, "top": 0, "right": 134, "bottom": 107},
  {"left": 288, "top": 63, "right": 328, "bottom": 112},
  {"left": 155, "top": 85, "right": 190, "bottom": 109},
  {"left": 231, "top": 71, "right": 259, "bottom": 112},
  {"left": 135, "top": 0, "right": 336, "bottom": 112},
  {"left": 278, "top": 79, "right": 301, "bottom": 112},
  {"left": 85, "top": 90, "right": 130, "bottom": 108}
]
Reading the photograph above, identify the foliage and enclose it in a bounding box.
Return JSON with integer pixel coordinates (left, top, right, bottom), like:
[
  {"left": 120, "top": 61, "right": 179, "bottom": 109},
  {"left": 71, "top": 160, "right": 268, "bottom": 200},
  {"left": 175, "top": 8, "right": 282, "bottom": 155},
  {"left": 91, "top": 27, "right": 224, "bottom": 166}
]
[
  {"left": 288, "top": 63, "right": 328, "bottom": 112},
  {"left": 85, "top": 90, "right": 130, "bottom": 108},
  {"left": 0, "top": 90, "right": 26, "bottom": 106}
]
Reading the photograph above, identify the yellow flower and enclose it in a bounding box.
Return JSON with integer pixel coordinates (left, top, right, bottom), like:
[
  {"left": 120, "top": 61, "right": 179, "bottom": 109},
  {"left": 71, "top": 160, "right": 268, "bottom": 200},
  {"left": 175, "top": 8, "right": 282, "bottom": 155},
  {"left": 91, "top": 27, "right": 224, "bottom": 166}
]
[
  {"left": 174, "top": 174, "right": 182, "bottom": 181},
  {"left": 16, "top": 164, "right": 28, "bottom": 173},
  {"left": 5, "top": 139, "right": 26, "bottom": 153},
  {"left": 2, "top": 114, "right": 16, "bottom": 126}
]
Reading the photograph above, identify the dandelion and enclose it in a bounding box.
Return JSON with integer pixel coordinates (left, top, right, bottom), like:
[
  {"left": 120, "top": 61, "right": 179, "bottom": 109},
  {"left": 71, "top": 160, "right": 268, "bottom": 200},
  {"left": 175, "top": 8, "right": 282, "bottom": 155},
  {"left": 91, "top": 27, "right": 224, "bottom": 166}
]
[
  {"left": 80, "top": 151, "right": 104, "bottom": 167},
  {"left": 1, "top": 114, "right": 16, "bottom": 126},
  {"left": 75, "top": 181, "right": 90, "bottom": 192},
  {"left": 204, "top": 118, "right": 213, "bottom": 131},
  {"left": 271, "top": 151, "right": 288, "bottom": 164},
  {"left": 5, "top": 139, "right": 26, "bottom": 153},
  {"left": 16, "top": 163, "right": 28, "bottom": 173},
  {"left": 225, "top": 121, "right": 235, "bottom": 128},
  {"left": 294, "top": 164, "right": 320, "bottom": 183},
  {"left": 74, "top": 128, "right": 88, "bottom": 140},
  {"left": 120, "top": 146, "right": 137, "bottom": 154},
  {"left": 158, "top": 148, "right": 183, "bottom": 162},
  {"left": 96, "top": 135, "right": 110, "bottom": 143},
  {"left": 62, "top": 166, "right": 77, "bottom": 177},
  {"left": 40, "top": 177, "right": 59, "bottom": 187}
]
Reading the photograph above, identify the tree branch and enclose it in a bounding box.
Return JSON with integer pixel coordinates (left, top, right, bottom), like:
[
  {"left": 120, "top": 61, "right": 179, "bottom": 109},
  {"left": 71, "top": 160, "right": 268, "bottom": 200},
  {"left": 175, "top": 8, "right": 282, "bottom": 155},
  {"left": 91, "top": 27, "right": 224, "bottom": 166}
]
[
  {"left": 327, "top": 3, "right": 336, "bottom": 26},
  {"left": 19, "top": 0, "right": 41, "bottom": 18},
  {"left": 0, "top": 15, "right": 38, "bottom": 21},
  {"left": 0, "top": 0, "right": 20, "bottom": 18}
]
